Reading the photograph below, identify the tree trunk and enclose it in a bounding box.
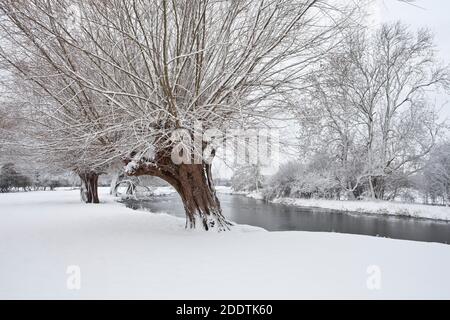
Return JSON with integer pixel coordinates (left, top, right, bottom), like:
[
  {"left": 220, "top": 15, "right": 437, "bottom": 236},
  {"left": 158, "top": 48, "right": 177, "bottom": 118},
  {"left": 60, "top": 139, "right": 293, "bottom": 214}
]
[
  {"left": 126, "top": 158, "right": 231, "bottom": 231},
  {"left": 175, "top": 164, "right": 231, "bottom": 230},
  {"left": 346, "top": 190, "right": 356, "bottom": 200},
  {"left": 372, "top": 176, "right": 385, "bottom": 200},
  {"left": 368, "top": 176, "right": 375, "bottom": 199},
  {"left": 80, "top": 172, "right": 100, "bottom": 204}
]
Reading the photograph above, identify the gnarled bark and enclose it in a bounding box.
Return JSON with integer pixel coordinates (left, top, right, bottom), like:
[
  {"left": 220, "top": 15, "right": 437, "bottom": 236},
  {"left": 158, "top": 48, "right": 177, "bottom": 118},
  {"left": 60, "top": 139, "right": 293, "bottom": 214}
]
[
  {"left": 126, "top": 156, "right": 231, "bottom": 231},
  {"left": 79, "top": 172, "right": 100, "bottom": 204},
  {"left": 175, "top": 163, "right": 230, "bottom": 230}
]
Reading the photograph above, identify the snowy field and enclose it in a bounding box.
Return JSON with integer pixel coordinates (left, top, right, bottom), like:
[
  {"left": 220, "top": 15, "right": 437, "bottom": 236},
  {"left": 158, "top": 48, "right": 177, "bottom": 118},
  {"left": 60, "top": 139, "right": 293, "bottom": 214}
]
[
  {"left": 273, "top": 198, "right": 450, "bottom": 222},
  {"left": 1, "top": 188, "right": 450, "bottom": 299}
]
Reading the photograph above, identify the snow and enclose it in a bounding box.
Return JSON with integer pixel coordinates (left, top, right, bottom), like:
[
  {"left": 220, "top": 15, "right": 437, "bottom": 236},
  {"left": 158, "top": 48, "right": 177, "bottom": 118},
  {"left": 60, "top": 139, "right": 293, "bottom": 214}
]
[
  {"left": 273, "top": 197, "right": 450, "bottom": 222},
  {"left": 215, "top": 186, "right": 233, "bottom": 194},
  {"left": 124, "top": 160, "right": 140, "bottom": 174},
  {"left": 216, "top": 186, "right": 265, "bottom": 200},
  {"left": 1, "top": 189, "right": 450, "bottom": 299},
  {"left": 150, "top": 186, "right": 177, "bottom": 196},
  {"left": 245, "top": 191, "right": 265, "bottom": 200},
  {"left": 117, "top": 186, "right": 177, "bottom": 199}
]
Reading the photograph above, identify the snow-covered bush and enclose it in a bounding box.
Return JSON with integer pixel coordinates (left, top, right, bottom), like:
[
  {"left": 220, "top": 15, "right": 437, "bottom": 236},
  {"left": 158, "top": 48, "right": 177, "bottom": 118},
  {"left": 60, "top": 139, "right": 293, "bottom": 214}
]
[
  {"left": 231, "top": 165, "right": 264, "bottom": 193},
  {"left": 264, "top": 162, "right": 304, "bottom": 199},
  {"left": 264, "top": 159, "right": 340, "bottom": 200}
]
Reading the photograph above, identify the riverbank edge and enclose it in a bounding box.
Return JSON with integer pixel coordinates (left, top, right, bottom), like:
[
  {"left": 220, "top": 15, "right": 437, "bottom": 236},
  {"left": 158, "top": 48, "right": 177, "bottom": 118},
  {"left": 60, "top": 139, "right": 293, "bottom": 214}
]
[
  {"left": 272, "top": 197, "right": 450, "bottom": 223},
  {"left": 214, "top": 186, "right": 450, "bottom": 223}
]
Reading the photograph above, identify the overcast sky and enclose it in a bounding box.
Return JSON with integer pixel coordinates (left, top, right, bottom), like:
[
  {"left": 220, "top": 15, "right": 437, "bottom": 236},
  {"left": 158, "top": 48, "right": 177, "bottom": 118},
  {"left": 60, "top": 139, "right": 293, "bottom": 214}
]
[{"left": 376, "top": 0, "right": 450, "bottom": 120}]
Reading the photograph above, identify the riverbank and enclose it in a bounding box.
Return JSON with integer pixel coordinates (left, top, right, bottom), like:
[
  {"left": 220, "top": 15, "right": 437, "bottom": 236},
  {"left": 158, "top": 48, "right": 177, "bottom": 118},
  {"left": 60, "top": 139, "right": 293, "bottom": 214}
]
[
  {"left": 216, "top": 187, "right": 450, "bottom": 222},
  {"left": 272, "top": 197, "right": 450, "bottom": 222},
  {"left": 215, "top": 186, "right": 264, "bottom": 200},
  {"left": 1, "top": 188, "right": 450, "bottom": 299}
]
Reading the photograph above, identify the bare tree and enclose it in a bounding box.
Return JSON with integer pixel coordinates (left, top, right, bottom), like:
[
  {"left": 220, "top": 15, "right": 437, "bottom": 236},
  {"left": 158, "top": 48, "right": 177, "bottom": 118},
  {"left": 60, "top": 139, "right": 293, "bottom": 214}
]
[
  {"left": 0, "top": 2, "right": 126, "bottom": 203},
  {"left": 298, "top": 22, "right": 448, "bottom": 199},
  {"left": 371, "top": 23, "right": 447, "bottom": 198},
  {"left": 0, "top": 0, "right": 359, "bottom": 229}
]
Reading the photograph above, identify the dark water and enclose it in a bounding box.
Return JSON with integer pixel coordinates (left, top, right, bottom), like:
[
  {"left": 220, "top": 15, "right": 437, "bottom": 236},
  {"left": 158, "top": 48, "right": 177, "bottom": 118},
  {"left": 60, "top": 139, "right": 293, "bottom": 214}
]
[{"left": 124, "top": 193, "right": 450, "bottom": 245}]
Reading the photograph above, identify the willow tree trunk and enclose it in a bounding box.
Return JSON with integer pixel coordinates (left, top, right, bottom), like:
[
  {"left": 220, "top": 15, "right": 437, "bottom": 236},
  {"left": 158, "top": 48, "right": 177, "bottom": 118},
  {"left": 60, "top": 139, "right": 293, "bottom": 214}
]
[
  {"left": 80, "top": 172, "right": 100, "bottom": 204},
  {"left": 127, "top": 159, "right": 231, "bottom": 231},
  {"left": 175, "top": 163, "right": 230, "bottom": 230}
]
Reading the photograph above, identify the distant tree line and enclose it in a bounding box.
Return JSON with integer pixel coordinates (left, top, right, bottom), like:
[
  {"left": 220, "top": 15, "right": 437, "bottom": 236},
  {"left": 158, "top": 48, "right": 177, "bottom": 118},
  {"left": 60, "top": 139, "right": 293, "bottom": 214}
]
[
  {"left": 231, "top": 23, "right": 449, "bottom": 206},
  {"left": 0, "top": 163, "right": 32, "bottom": 193},
  {"left": 293, "top": 23, "right": 448, "bottom": 201},
  {"left": 0, "top": 163, "right": 70, "bottom": 193},
  {"left": 416, "top": 142, "right": 450, "bottom": 206},
  {"left": 232, "top": 142, "right": 450, "bottom": 206}
]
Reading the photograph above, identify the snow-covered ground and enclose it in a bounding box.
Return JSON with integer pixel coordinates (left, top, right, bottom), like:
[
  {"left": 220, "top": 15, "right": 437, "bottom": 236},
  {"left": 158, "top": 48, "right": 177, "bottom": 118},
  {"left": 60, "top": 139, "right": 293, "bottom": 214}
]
[
  {"left": 1, "top": 188, "right": 450, "bottom": 299},
  {"left": 150, "top": 186, "right": 177, "bottom": 196},
  {"left": 273, "top": 197, "right": 450, "bottom": 222}
]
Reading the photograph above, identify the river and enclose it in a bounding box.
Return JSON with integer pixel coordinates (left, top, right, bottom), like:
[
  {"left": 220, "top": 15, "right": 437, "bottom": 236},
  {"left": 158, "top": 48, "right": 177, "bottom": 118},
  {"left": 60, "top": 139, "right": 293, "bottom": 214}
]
[{"left": 124, "top": 193, "right": 450, "bottom": 245}]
